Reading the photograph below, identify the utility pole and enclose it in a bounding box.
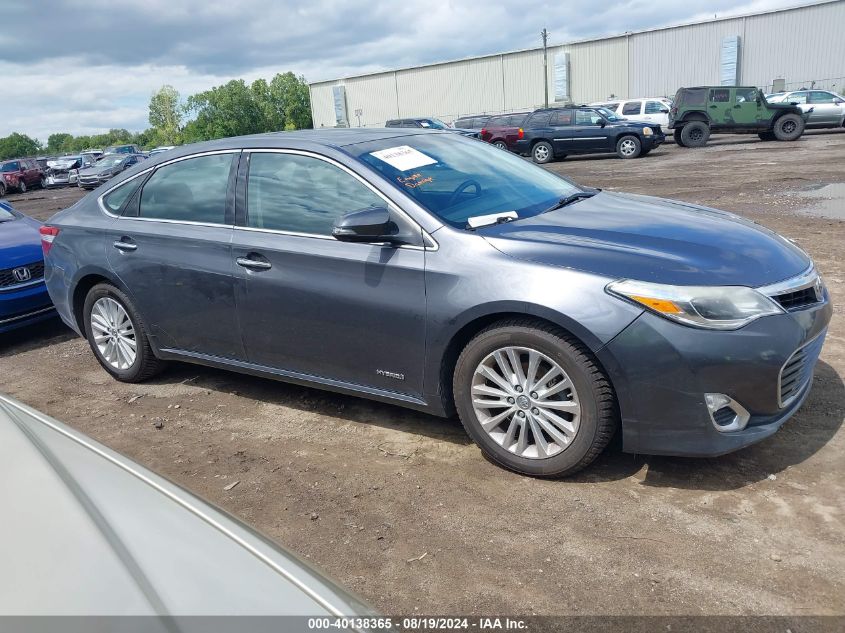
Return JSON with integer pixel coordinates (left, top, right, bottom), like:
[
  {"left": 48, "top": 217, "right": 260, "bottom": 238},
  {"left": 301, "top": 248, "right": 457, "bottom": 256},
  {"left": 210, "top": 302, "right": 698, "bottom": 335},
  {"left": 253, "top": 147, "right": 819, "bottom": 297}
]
[{"left": 541, "top": 28, "right": 549, "bottom": 108}]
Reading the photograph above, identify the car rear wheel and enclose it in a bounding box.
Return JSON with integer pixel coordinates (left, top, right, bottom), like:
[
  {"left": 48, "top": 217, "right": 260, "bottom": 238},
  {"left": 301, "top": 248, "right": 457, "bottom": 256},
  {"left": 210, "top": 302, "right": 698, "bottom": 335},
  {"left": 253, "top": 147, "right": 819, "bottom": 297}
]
[
  {"left": 83, "top": 283, "right": 166, "bottom": 382},
  {"left": 680, "top": 121, "right": 710, "bottom": 147},
  {"left": 453, "top": 319, "right": 618, "bottom": 477},
  {"left": 616, "top": 135, "right": 641, "bottom": 159},
  {"left": 673, "top": 128, "right": 686, "bottom": 146},
  {"left": 532, "top": 141, "right": 554, "bottom": 164},
  {"left": 39, "top": 176, "right": 47, "bottom": 189},
  {"left": 773, "top": 114, "right": 804, "bottom": 141},
  {"left": 0, "top": 183, "right": 5, "bottom": 197},
  {"left": 493, "top": 140, "right": 508, "bottom": 150}
]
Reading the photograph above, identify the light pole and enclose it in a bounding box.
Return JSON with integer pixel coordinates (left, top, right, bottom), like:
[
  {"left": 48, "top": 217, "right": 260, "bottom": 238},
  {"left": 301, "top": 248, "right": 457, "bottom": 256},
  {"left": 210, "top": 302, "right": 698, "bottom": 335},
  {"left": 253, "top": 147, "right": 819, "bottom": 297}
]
[{"left": 541, "top": 28, "right": 549, "bottom": 108}]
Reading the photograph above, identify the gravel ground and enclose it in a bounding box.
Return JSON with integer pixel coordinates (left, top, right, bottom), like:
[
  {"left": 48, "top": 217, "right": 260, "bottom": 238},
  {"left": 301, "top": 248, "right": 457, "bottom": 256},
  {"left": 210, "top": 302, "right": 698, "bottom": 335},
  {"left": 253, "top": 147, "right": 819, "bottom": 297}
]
[{"left": 2, "top": 131, "right": 844, "bottom": 617}]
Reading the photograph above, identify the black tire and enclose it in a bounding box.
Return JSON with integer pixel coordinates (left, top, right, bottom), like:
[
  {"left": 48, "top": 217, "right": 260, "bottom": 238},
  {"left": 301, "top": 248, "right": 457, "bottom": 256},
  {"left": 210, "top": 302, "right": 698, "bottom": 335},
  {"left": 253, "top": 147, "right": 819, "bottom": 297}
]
[
  {"left": 83, "top": 283, "right": 166, "bottom": 382},
  {"left": 773, "top": 113, "right": 804, "bottom": 141},
  {"left": 0, "top": 183, "right": 5, "bottom": 197},
  {"left": 673, "top": 128, "right": 686, "bottom": 146},
  {"left": 18, "top": 180, "right": 27, "bottom": 193},
  {"left": 531, "top": 141, "right": 554, "bottom": 164},
  {"left": 616, "top": 135, "right": 642, "bottom": 159},
  {"left": 453, "top": 319, "right": 618, "bottom": 478},
  {"left": 493, "top": 140, "right": 508, "bottom": 150},
  {"left": 758, "top": 131, "right": 776, "bottom": 141},
  {"left": 39, "top": 176, "right": 47, "bottom": 189},
  {"left": 680, "top": 121, "right": 710, "bottom": 147}
]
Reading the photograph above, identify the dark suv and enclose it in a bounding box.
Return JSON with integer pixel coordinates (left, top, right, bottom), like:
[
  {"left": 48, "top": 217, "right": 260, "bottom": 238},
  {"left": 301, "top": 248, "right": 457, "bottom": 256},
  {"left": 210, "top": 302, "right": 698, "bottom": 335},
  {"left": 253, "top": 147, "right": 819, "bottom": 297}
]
[
  {"left": 512, "top": 106, "right": 665, "bottom": 163},
  {"left": 1, "top": 159, "right": 46, "bottom": 196},
  {"left": 669, "top": 86, "right": 807, "bottom": 147}
]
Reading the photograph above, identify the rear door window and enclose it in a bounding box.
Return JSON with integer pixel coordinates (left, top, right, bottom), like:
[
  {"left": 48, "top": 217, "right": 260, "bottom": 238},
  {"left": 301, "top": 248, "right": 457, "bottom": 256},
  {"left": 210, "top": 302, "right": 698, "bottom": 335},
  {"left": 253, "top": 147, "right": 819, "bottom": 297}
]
[
  {"left": 550, "top": 110, "right": 572, "bottom": 126},
  {"left": 809, "top": 91, "right": 835, "bottom": 103},
  {"left": 527, "top": 112, "right": 551, "bottom": 128},
  {"left": 709, "top": 88, "right": 730, "bottom": 103},
  {"left": 139, "top": 153, "right": 233, "bottom": 224},
  {"left": 644, "top": 101, "right": 666, "bottom": 114},
  {"left": 622, "top": 101, "right": 642, "bottom": 115}
]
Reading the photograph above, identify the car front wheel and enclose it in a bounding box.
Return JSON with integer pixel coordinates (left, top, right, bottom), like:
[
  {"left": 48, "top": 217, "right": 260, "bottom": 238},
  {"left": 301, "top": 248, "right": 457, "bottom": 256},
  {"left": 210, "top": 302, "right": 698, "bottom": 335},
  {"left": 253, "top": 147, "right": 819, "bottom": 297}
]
[
  {"left": 453, "top": 319, "right": 618, "bottom": 477},
  {"left": 83, "top": 283, "right": 166, "bottom": 382},
  {"left": 18, "top": 180, "right": 27, "bottom": 193},
  {"left": 532, "top": 141, "right": 554, "bottom": 164},
  {"left": 616, "top": 135, "right": 641, "bottom": 159},
  {"left": 773, "top": 113, "right": 804, "bottom": 141}
]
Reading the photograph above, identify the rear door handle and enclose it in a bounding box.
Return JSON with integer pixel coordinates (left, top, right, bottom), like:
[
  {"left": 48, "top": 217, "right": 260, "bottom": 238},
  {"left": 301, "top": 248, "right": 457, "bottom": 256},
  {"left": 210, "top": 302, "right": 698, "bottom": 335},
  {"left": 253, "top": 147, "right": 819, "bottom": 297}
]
[
  {"left": 113, "top": 240, "right": 137, "bottom": 252},
  {"left": 236, "top": 257, "right": 272, "bottom": 271}
]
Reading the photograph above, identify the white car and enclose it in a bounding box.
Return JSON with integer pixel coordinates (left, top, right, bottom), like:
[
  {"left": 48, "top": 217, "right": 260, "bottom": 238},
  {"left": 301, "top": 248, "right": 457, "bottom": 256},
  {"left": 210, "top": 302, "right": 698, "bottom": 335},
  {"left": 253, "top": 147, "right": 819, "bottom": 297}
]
[
  {"left": 765, "top": 90, "right": 845, "bottom": 129},
  {"left": 590, "top": 98, "right": 672, "bottom": 131}
]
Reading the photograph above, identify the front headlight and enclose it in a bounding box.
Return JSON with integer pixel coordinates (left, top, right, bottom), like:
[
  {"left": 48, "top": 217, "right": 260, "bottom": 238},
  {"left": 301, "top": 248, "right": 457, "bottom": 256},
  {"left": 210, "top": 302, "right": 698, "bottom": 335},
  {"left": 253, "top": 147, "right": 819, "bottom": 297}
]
[
  {"left": 607, "top": 279, "right": 783, "bottom": 330},
  {"left": 643, "top": 127, "right": 653, "bottom": 136}
]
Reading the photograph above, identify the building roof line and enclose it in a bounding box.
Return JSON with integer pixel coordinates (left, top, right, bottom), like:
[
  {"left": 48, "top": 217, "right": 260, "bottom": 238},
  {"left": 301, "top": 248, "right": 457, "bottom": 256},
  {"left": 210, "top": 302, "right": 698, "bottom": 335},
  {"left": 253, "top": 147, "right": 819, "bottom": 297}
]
[{"left": 309, "top": 0, "right": 841, "bottom": 86}]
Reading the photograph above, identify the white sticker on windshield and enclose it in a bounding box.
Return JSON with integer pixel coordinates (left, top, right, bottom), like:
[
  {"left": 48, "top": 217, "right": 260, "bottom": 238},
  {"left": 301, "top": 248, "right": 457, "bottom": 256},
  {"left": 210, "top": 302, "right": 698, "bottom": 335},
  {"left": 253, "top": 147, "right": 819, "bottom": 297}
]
[{"left": 370, "top": 145, "right": 437, "bottom": 171}]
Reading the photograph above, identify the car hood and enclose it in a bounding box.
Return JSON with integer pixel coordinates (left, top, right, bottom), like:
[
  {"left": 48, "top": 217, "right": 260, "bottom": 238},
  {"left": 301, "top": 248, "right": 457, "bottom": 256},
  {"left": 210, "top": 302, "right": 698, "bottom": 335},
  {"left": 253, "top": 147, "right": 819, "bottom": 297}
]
[
  {"left": 0, "top": 215, "right": 43, "bottom": 266},
  {"left": 0, "top": 394, "right": 373, "bottom": 617},
  {"left": 79, "top": 165, "right": 115, "bottom": 176},
  {"left": 481, "top": 191, "right": 810, "bottom": 287}
]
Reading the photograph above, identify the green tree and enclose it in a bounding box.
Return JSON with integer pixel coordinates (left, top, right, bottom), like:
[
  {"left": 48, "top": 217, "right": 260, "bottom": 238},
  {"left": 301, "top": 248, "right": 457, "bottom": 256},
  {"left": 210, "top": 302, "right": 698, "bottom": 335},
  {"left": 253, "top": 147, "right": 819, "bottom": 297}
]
[
  {"left": 183, "top": 79, "right": 266, "bottom": 142},
  {"left": 148, "top": 85, "right": 183, "bottom": 145},
  {"left": 46, "top": 133, "right": 74, "bottom": 154},
  {"left": 0, "top": 133, "right": 42, "bottom": 160},
  {"left": 269, "top": 72, "right": 312, "bottom": 130}
]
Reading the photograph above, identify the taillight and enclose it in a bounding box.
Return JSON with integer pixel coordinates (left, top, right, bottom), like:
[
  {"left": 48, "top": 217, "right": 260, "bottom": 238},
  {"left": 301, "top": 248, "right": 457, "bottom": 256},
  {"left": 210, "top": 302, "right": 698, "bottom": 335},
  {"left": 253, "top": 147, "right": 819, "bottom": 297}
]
[
  {"left": 480, "top": 128, "right": 487, "bottom": 137},
  {"left": 39, "top": 225, "right": 59, "bottom": 256},
  {"left": 518, "top": 128, "right": 524, "bottom": 139}
]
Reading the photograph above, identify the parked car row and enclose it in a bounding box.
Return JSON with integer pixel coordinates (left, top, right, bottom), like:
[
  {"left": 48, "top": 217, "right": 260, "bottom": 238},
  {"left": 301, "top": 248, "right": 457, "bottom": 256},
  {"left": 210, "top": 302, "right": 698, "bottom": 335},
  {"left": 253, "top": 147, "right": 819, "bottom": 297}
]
[{"left": 452, "top": 84, "right": 827, "bottom": 159}]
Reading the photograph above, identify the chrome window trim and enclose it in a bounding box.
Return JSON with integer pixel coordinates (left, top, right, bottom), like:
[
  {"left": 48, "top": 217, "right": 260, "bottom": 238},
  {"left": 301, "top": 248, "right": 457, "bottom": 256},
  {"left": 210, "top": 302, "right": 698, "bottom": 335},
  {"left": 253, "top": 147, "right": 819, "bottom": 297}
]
[
  {"left": 757, "top": 264, "right": 822, "bottom": 300},
  {"left": 97, "top": 149, "right": 241, "bottom": 220},
  {"left": 242, "top": 148, "right": 438, "bottom": 251}
]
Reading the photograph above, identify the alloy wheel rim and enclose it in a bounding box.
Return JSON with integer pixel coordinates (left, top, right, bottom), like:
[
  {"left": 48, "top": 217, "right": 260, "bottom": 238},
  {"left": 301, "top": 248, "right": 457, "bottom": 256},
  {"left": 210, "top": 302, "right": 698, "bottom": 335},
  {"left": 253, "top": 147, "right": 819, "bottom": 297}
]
[
  {"left": 495, "top": 142, "right": 507, "bottom": 150},
  {"left": 535, "top": 146, "right": 549, "bottom": 161},
  {"left": 690, "top": 129, "right": 703, "bottom": 141},
  {"left": 621, "top": 139, "right": 636, "bottom": 155},
  {"left": 91, "top": 297, "right": 137, "bottom": 370},
  {"left": 471, "top": 346, "right": 581, "bottom": 459},
  {"left": 782, "top": 120, "right": 796, "bottom": 134}
]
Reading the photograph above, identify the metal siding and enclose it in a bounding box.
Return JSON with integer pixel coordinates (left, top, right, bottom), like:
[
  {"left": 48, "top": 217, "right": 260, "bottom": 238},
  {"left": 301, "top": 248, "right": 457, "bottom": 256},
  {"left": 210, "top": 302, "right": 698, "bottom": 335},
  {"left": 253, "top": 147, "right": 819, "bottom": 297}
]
[
  {"left": 628, "top": 18, "right": 745, "bottom": 98},
  {"left": 309, "top": 83, "right": 338, "bottom": 129},
  {"left": 502, "top": 49, "right": 547, "bottom": 112},
  {"left": 395, "top": 57, "right": 503, "bottom": 121},
  {"left": 741, "top": 2, "right": 845, "bottom": 92},
  {"left": 567, "top": 38, "right": 628, "bottom": 103}
]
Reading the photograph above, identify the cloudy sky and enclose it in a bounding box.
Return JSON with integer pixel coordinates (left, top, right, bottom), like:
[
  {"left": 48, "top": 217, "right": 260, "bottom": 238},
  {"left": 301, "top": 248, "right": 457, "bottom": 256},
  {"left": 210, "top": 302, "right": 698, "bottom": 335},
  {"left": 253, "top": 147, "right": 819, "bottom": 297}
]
[{"left": 2, "top": 0, "right": 805, "bottom": 142}]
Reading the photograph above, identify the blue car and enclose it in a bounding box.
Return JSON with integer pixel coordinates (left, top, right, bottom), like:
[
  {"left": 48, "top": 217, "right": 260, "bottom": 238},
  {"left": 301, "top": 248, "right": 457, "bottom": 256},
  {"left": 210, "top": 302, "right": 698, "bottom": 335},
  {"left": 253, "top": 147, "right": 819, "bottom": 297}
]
[{"left": 0, "top": 201, "right": 55, "bottom": 333}]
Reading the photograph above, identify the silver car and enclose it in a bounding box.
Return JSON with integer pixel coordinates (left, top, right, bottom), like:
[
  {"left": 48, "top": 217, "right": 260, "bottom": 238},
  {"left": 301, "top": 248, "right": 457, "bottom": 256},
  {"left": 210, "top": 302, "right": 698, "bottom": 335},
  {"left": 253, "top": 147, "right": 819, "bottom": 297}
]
[
  {"left": 766, "top": 90, "right": 845, "bottom": 129},
  {"left": 0, "top": 393, "right": 374, "bottom": 622}
]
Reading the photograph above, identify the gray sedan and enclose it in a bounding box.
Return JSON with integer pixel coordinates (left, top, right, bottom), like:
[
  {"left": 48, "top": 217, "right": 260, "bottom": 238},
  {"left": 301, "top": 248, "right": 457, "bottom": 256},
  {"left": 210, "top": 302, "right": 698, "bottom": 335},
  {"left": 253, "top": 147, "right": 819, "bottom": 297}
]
[
  {"left": 767, "top": 90, "right": 845, "bottom": 128},
  {"left": 0, "top": 393, "right": 373, "bottom": 622}
]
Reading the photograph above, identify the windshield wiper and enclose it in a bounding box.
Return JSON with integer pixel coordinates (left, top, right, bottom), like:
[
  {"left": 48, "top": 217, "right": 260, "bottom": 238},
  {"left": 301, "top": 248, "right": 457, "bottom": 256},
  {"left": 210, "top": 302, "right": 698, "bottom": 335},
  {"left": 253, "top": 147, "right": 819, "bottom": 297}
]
[
  {"left": 466, "top": 211, "right": 518, "bottom": 229},
  {"left": 543, "top": 190, "right": 598, "bottom": 214}
]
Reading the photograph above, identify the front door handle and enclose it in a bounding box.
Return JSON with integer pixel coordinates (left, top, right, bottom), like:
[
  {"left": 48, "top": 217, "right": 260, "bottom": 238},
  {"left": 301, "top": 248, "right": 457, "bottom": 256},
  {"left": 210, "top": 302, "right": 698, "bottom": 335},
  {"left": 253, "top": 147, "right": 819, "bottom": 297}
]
[
  {"left": 236, "top": 257, "right": 272, "bottom": 271},
  {"left": 113, "top": 240, "right": 137, "bottom": 252}
]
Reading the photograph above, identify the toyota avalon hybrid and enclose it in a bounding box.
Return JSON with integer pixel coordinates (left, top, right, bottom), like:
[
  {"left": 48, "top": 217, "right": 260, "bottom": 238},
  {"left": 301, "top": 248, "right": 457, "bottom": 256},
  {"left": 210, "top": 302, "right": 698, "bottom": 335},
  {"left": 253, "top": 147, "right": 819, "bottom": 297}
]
[{"left": 41, "top": 130, "right": 831, "bottom": 477}]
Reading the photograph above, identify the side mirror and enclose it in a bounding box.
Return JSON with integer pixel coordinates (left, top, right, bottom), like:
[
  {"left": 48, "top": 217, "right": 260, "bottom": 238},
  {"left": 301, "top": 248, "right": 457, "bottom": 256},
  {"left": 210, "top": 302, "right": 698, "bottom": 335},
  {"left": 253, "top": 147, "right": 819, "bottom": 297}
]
[
  {"left": 835, "top": 99, "right": 844, "bottom": 105},
  {"left": 332, "top": 206, "right": 397, "bottom": 244},
  {"left": 598, "top": 119, "right": 606, "bottom": 127},
  {"left": 660, "top": 108, "right": 670, "bottom": 114}
]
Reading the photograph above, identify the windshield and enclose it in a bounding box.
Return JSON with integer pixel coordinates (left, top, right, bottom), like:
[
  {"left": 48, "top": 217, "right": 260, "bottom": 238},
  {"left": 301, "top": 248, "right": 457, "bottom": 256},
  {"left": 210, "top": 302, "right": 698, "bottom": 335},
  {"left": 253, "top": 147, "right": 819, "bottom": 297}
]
[
  {"left": 1, "top": 162, "right": 20, "bottom": 172},
  {"left": 595, "top": 107, "right": 623, "bottom": 121},
  {"left": 97, "top": 156, "right": 125, "bottom": 168},
  {"left": 0, "top": 204, "right": 16, "bottom": 221},
  {"left": 350, "top": 134, "right": 581, "bottom": 228}
]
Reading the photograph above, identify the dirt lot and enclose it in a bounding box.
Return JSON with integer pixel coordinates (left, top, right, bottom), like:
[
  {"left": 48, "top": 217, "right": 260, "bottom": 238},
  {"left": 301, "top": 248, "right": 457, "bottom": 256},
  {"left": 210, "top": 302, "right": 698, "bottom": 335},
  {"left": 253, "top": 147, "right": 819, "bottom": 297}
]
[{"left": 2, "top": 131, "right": 844, "bottom": 617}]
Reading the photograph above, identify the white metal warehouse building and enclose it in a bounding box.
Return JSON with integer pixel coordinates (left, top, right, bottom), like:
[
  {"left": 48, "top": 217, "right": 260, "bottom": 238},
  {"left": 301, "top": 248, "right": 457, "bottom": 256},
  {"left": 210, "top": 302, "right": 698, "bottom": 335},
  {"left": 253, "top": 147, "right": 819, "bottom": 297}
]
[{"left": 309, "top": 0, "right": 845, "bottom": 128}]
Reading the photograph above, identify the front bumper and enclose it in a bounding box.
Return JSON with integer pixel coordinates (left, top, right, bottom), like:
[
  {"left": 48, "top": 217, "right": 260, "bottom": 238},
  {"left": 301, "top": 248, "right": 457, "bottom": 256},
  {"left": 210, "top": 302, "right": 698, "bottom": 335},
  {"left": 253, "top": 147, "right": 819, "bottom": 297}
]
[
  {"left": 597, "top": 293, "right": 832, "bottom": 457},
  {"left": 644, "top": 132, "right": 665, "bottom": 149},
  {"left": 78, "top": 174, "right": 113, "bottom": 189},
  {"left": 0, "top": 281, "right": 55, "bottom": 333}
]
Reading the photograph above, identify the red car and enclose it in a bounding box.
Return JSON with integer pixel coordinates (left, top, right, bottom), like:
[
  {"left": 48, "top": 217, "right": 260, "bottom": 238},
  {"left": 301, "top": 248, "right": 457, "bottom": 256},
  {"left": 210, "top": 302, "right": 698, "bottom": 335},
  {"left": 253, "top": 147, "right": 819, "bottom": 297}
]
[
  {"left": 1, "top": 158, "right": 46, "bottom": 196},
  {"left": 479, "top": 112, "right": 529, "bottom": 150}
]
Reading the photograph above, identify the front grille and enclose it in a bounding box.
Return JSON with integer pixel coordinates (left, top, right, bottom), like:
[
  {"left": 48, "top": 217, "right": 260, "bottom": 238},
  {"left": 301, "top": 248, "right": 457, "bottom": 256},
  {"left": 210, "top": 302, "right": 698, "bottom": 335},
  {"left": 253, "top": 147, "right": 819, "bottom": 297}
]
[
  {"left": 0, "top": 261, "right": 44, "bottom": 288},
  {"left": 772, "top": 287, "right": 818, "bottom": 311}
]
